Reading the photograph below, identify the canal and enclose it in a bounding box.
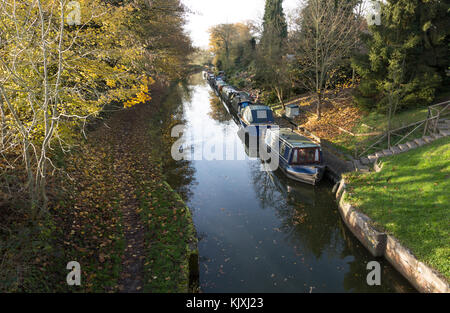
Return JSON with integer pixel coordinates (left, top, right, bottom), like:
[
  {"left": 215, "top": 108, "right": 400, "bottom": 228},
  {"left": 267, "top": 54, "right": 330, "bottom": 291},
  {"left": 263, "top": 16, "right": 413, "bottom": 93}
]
[{"left": 163, "top": 73, "right": 415, "bottom": 293}]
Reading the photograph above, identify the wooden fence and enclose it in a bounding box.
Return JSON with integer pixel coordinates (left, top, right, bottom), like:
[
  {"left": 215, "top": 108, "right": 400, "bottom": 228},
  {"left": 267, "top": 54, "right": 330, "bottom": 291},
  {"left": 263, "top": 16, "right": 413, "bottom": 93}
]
[{"left": 355, "top": 100, "right": 450, "bottom": 158}]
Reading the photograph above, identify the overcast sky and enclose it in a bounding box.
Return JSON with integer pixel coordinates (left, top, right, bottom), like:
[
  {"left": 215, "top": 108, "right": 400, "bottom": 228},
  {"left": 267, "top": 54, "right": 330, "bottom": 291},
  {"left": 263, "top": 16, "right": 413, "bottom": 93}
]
[{"left": 183, "top": 0, "right": 300, "bottom": 48}]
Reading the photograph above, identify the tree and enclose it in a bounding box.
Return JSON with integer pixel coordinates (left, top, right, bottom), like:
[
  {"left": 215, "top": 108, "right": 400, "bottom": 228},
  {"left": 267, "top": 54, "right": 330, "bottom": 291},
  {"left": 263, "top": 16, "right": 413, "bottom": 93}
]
[
  {"left": 0, "top": 0, "right": 192, "bottom": 215},
  {"left": 209, "top": 24, "right": 236, "bottom": 70},
  {"left": 291, "top": 0, "right": 361, "bottom": 119},
  {"left": 126, "top": 0, "right": 193, "bottom": 82},
  {"left": 0, "top": 0, "right": 132, "bottom": 215},
  {"left": 352, "top": 0, "right": 449, "bottom": 111},
  {"left": 260, "top": 0, "right": 288, "bottom": 54},
  {"left": 209, "top": 23, "right": 255, "bottom": 73},
  {"left": 256, "top": 0, "right": 289, "bottom": 105}
]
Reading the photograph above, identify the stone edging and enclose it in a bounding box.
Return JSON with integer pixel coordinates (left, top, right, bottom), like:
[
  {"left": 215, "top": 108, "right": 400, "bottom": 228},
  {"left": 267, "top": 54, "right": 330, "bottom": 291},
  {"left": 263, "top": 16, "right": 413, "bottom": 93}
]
[{"left": 335, "top": 179, "right": 450, "bottom": 293}]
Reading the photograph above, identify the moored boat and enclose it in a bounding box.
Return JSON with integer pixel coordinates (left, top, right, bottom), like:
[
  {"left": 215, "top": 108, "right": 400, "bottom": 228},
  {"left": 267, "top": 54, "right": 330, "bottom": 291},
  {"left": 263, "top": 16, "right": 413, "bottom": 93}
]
[
  {"left": 221, "top": 85, "right": 238, "bottom": 102},
  {"left": 217, "top": 81, "right": 228, "bottom": 93},
  {"left": 264, "top": 128, "right": 325, "bottom": 185},
  {"left": 239, "top": 105, "right": 275, "bottom": 138},
  {"left": 230, "top": 91, "right": 253, "bottom": 114}
]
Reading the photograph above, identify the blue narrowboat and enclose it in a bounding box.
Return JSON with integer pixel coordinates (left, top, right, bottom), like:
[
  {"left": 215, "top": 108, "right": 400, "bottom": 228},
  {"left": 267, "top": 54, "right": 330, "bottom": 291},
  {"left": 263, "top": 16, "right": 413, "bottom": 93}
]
[
  {"left": 239, "top": 105, "right": 275, "bottom": 138},
  {"left": 229, "top": 91, "right": 253, "bottom": 114},
  {"left": 264, "top": 128, "right": 325, "bottom": 185}
]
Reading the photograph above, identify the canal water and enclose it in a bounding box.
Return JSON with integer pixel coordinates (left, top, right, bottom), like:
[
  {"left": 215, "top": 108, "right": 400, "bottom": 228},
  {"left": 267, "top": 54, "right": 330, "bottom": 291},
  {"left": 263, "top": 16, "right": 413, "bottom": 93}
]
[{"left": 163, "top": 73, "right": 415, "bottom": 293}]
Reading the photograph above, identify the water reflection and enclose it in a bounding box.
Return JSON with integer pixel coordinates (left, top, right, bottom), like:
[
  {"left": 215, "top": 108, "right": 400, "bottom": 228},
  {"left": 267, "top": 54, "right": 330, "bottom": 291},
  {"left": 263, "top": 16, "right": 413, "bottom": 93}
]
[
  {"left": 160, "top": 73, "right": 415, "bottom": 293},
  {"left": 208, "top": 91, "right": 232, "bottom": 123},
  {"left": 155, "top": 82, "right": 197, "bottom": 200}
]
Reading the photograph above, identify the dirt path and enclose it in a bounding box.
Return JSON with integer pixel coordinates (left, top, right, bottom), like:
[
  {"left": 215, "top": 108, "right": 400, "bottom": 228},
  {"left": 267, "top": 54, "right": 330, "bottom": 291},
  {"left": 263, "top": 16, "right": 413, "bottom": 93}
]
[
  {"left": 114, "top": 141, "right": 146, "bottom": 292},
  {"left": 88, "top": 91, "right": 163, "bottom": 292},
  {"left": 108, "top": 101, "right": 154, "bottom": 292}
]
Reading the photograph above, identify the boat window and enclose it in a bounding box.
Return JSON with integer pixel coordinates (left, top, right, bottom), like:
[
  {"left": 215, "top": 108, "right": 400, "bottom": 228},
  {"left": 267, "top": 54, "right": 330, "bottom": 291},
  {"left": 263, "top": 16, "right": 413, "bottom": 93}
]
[
  {"left": 291, "top": 148, "right": 320, "bottom": 164},
  {"left": 292, "top": 149, "right": 298, "bottom": 163},
  {"left": 280, "top": 143, "right": 286, "bottom": 157},
  {"left": 284, "top": 146, "right": 291, "bottom": 160},
  {"left": 256, "top": 110, "right": 267, "bottom": 119},
  {"left": 252, "top": 109, "right": 274, "bottom": 123}
]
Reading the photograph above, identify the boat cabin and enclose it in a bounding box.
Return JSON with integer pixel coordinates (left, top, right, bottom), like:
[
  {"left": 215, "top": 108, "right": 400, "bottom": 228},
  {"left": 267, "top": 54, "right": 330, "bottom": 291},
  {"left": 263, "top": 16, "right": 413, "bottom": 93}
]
[
  {"left": 266, "top": 128, "right": 322, "bottom": 164},
  {"left": 264, "top": 128, "right": 324, "bottom": 185},
  {"left": 240, "top": 105, "right": 274, "bottom": 126},
  {"left": 216, "top": 80, "right": 228, "bottom": 92},
  {"left": 221, "top": 85, "right": 237, "bottom": 101},
  {"left": 230, "top": 91, "right": 253, "bottom": 113}
]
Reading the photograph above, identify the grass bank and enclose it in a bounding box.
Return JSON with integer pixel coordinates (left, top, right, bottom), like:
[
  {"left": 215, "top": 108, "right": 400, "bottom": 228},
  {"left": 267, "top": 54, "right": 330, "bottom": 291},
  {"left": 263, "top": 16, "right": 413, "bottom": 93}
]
[{"left": 343, "top": 136, "right": 450, "bottom": 280}]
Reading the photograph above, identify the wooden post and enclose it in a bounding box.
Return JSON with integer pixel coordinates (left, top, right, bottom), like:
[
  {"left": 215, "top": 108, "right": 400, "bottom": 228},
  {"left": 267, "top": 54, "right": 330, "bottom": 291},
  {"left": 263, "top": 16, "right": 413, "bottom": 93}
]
[
  {"left": 388, "top": 131, "right": 391, "bottom": 148},
  {"left": 433, "top": 111, "right": 440, "bottom": 134},
  {"left": 423, "top": 107, "right": 430, "bottom": 136}
]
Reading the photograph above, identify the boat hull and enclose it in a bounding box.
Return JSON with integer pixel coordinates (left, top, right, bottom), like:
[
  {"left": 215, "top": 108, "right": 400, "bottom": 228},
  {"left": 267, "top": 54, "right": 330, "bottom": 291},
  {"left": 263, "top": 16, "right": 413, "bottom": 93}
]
[
  {"left": 280, "top": 164, "right": 324, "bottom": 185},
  {"left": 278, "top": 157, "right": 325, "bottom": 185}
]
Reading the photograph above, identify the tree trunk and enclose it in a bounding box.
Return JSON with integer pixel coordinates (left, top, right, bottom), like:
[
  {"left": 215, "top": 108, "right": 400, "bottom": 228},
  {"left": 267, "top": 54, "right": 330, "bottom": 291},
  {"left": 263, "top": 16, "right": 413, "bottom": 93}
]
[
  {"left": 275, "top": 86, "right": 284, "bottom": 109},
  {"left": 316, "top": 92, "right": 322, "bottom": 120}
]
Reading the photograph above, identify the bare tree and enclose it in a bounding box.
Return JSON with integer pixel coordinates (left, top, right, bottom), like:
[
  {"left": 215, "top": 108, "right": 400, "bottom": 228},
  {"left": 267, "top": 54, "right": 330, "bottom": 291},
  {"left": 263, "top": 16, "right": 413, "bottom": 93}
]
[{"left": 291, "top": 0, "right": 361, "bottom": 119}]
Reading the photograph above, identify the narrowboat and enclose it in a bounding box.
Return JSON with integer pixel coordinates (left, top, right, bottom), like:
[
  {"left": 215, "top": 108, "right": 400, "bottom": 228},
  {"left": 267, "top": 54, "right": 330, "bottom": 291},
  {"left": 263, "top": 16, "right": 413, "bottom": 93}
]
[
  {"left": 221, "top": 85, "right": 238, "bottom": 102},
  {"left": 216, "top": 80, "right": 228, "bottom": 93},
  {"left": 264, "top": 128, "right": 325, "bottom": 185},
  {"left": 207, "top": 73, "right": 215, "bottom": 85},
  {"left": 230, "top": 91, "right": 253, "bottom": 114},
  {"left": 239, "top": 105, "right": 275, "bottom": 138}
]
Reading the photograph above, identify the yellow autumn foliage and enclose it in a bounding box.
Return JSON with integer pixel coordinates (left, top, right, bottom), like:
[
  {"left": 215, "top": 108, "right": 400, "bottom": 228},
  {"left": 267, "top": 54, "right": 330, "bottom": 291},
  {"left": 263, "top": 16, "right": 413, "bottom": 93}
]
[{"left": 124, "top": 76, "right": 156, "bottom": 108}]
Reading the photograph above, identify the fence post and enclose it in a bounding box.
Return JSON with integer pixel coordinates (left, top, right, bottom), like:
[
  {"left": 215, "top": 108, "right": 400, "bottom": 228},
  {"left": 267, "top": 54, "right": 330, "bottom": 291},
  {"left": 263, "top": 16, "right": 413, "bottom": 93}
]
[
  {"left": 387, "top": 131, "right": 390, "bottom": 149},
  {"left": 423, "top": 107, "right": 430, "bottom": 136},
  {"left": 433, "top": 111, "right": 440, "bottom": 134}
]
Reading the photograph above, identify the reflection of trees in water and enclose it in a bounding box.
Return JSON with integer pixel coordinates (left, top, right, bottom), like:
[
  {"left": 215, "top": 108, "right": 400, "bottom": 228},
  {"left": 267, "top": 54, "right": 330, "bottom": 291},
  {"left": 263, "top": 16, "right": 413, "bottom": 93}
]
[
  {"left": 179, "top": 80, "right": 195, "bottom": 105},
  {"left": 156, "top": 83, "right": 197, "bottom": 201},
  {"left": 251, "top": 164, "right": 414, "bottom": 292},
  {"left": 247, "top": 160, "right": 341, "bottom": 260},
  {"left": 187, "top": 72, "right": 205, "bottom": 87},
  {"left": 337, "top": 221, "right": 415, "bottom": 293},
  {"left": 208, "top": 91, "right": 232, "bottom": 124},
  {"left": 247, "top": 162, "right": 413, "bottom": 292}
]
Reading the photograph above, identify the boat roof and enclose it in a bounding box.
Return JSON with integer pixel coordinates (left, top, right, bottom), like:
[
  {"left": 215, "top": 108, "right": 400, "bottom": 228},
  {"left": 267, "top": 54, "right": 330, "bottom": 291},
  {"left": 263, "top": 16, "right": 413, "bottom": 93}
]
[
  {"left": 277, "top": 128, "right": 320, "bottom": 148},
  {"left": 247, "top": 105, "right": 271, "bottom": 111}
]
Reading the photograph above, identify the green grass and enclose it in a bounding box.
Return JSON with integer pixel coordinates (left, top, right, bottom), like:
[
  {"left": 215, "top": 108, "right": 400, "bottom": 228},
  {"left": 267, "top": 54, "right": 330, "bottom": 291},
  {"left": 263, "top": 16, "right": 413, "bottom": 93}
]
[
  {"left": 137, "top": 181, "right": 198, "bottom": 293},
  {"left": 344, "top": 136, "right": 450, "bottom": 280},
  {"left": 333, "top": 106, "right": 430, "bottom": 156}
]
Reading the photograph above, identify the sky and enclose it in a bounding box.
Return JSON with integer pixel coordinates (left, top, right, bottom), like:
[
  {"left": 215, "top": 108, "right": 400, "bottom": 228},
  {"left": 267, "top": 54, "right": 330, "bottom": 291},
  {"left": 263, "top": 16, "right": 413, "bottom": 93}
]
[{"left": 183, "top": 0, "right": 300, "bottom": 48}]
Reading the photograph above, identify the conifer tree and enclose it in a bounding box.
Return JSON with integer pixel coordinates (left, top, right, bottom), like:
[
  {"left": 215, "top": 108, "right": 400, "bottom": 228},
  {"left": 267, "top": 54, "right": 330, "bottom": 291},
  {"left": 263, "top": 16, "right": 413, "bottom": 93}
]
[
  {"left": 257, "top": 0, "right": 289, "bottom": 104},
  {"left": 353, "top": 0, "right": 449, "bottom": 111}
]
